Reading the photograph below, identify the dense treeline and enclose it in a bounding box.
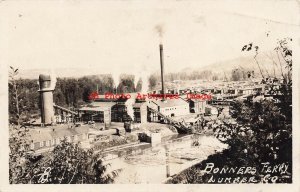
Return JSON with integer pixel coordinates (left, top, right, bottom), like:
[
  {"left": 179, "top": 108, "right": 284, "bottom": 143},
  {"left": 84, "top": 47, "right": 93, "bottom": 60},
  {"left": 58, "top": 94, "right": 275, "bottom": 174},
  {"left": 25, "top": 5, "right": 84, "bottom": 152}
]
[
  {"left": 8, "top": 74, "right": 142, "bottom": 124},
  {"left": 53, "top": 75, "right": 115, "bottom": 108},
  {"left": 8, "top": 78, "right": 40, "bottom": 124},
  {"left": 54, "top": 74, "right": 143, "bottom": 107},
  {"left": 231, "top": 68, "right": 247, "bottom": 81}
]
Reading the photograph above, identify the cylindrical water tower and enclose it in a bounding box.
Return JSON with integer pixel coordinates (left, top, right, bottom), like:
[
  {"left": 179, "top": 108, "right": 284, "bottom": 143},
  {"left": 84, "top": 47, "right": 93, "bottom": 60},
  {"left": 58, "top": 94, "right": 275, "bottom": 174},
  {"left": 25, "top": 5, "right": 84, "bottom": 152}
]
[{"left": 38, "top": 74, "right": 55, "bottom": 125}]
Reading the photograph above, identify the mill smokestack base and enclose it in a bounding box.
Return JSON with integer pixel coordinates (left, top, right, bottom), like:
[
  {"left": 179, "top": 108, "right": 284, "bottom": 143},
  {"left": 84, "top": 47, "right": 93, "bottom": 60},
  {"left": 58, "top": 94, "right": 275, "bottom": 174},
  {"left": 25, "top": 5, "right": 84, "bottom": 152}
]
[{"left": 159, "top": 44, "right": 165, "bottom": 101}]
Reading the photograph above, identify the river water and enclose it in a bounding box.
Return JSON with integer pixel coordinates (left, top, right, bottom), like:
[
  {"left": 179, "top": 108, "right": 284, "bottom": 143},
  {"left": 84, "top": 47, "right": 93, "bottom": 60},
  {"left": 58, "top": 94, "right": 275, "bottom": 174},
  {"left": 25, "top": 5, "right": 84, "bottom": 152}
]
[{"left": 103, "top": 134, "right": 227, "bottom": 184}]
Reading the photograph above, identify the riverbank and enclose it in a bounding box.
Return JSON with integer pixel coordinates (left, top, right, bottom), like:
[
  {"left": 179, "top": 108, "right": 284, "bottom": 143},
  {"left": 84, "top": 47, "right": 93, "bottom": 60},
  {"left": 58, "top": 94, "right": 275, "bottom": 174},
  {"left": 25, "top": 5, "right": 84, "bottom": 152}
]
[{"left": 103, "top": 134, "right": 227, "bottom": 183}]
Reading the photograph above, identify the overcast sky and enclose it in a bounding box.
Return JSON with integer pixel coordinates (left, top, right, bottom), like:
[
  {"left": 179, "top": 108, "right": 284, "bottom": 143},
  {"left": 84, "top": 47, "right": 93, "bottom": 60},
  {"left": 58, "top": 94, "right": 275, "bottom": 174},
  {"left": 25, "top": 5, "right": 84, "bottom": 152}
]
[{"left": 0, "top": 0, "right": 299, "bottom": 77}]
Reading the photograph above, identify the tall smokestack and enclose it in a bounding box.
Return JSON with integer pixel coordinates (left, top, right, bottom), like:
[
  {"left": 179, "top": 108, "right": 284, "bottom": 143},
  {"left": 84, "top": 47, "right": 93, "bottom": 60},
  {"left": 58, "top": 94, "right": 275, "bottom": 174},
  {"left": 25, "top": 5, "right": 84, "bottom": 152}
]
[
  {"left": 38, "top": 74, "right": 56, "bottom": 125},
  {"left": 159, "top": 44, "right": 165, "bottom": 101}
]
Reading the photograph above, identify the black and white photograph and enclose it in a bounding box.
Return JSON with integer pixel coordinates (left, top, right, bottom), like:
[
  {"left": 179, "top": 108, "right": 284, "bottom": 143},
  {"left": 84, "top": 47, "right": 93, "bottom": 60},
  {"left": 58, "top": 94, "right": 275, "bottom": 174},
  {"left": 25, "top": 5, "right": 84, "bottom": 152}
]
[{"left": 1, "top": 0, "right": 299, "bottom": 191}]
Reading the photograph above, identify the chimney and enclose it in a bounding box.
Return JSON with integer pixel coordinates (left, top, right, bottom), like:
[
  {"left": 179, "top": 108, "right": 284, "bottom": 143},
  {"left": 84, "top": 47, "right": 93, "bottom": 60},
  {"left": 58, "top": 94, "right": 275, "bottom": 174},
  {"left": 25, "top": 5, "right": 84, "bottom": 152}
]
[{"left": 159, "top": 44, "right": 165, "bottom": 101}]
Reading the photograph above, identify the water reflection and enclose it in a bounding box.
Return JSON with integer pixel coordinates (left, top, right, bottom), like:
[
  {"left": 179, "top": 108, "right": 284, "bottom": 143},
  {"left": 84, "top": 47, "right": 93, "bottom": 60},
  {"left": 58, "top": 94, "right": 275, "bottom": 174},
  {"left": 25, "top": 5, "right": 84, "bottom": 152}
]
[{"left": 104, "top": 135, "right": 227, "bottom": 183}]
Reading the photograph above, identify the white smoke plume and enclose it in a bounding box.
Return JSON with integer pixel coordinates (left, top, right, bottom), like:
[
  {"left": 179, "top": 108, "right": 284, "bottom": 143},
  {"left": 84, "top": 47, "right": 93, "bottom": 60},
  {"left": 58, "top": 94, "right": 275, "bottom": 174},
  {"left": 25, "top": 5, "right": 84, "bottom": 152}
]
[
  {"left": 141, "top": 64, "right": 150, "bottom": 94},
  {"left": 154, "top": 24, "right": 164, "bottom": 40},
  {"left": 133, "top": 65, "right": 150, "bottom": 93},
  {"left": 154, "top": 23, "right": 165, "bottom": 45},
  {"left": 112, "top": 73, "right": 120, "bottom": 91},
  {"left": 125, "top": 95, "right": 135, "bottom": 121},
  {"left": 141, "top": 72, "right": 149, "bottom": 93},
  {"left": 134, "top": 73, "right": 141, "bottom": 91}
]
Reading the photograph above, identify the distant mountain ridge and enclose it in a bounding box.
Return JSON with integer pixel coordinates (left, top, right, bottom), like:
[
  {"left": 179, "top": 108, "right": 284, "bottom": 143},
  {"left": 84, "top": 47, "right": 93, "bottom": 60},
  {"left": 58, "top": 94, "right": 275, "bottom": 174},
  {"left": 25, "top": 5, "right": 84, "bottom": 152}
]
[
  {"left": 183, "top": 52, "right": 282, "bottom": 78},
  {"left": 16, "top": 52, "right": 280, "bottom": 80}
]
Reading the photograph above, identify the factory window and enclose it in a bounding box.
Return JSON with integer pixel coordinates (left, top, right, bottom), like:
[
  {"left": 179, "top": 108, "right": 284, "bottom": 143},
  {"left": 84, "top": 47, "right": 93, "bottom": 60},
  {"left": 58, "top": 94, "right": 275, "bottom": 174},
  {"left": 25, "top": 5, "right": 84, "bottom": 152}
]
[{"left": 40, "top": 142, "right": 44, "bottom": 148}]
